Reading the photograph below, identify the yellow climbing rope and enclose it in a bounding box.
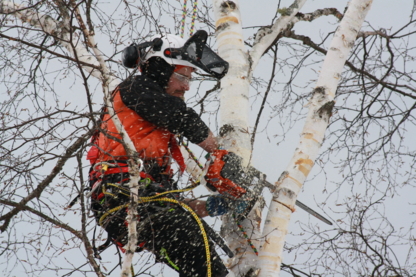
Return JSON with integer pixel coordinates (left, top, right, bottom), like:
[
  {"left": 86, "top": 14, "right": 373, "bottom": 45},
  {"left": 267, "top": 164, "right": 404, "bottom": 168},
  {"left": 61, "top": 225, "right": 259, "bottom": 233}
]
[
  {"left": 142, "top": 197, "right": 212, "bottom": 277},
  {"left": 98, "top": 184, "right": 211, "bottom": 277}
]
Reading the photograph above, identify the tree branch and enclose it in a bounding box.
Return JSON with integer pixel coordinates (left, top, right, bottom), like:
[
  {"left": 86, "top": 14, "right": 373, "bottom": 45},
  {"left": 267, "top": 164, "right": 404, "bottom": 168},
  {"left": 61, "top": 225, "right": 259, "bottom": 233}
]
[
  {"left": 283, "top": 30, "right": 416, "bottom": 99},
  {"left": 0, "top": 130, "right": 92, "bottom": 232},
  {"left": 249, "top": 0, "right": 308, "bottom": 73},
  {"left": 0, "top": 198, "right": 106, "bottom": 277}
]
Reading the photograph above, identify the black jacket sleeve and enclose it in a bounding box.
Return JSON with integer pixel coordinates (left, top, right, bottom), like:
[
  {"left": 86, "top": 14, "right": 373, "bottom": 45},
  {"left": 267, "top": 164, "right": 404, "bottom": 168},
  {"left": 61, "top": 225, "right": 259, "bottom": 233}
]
[{"left": 119, "top": 76, "right": 209, "bottom": 144}]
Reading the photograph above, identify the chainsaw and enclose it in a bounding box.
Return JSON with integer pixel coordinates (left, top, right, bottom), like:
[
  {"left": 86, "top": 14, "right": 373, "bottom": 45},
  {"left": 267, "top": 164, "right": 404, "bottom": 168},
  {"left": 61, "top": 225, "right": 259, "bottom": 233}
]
[{"left": 204, "top": 150, "right": 332, "bottom": 225}]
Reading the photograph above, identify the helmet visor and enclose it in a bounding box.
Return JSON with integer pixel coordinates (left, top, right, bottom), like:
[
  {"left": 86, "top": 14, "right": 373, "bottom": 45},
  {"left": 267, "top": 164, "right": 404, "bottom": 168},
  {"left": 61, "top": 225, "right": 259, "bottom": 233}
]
[{"left": 163, "top": 30, "right": 229, "bottom": 79}]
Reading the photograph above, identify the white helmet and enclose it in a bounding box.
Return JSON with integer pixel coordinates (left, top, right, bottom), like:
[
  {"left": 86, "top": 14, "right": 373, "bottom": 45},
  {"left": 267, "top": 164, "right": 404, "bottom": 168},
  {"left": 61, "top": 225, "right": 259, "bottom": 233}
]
[
  {"left": 122, "top": 30, "right": 229, "bottom": 79},
  {"left": 143, "top": 34, "right": 197, "bottom": 69}
]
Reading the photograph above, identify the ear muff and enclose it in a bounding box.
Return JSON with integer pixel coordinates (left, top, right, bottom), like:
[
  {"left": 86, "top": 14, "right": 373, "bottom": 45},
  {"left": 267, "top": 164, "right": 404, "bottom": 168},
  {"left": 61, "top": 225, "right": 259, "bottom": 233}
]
[
  {"left": 121, "top": 44, "right": 140, "bottom": 68},
  {"left": 152, "top": 38, "right": 163, "bottom": 51},
  {"left": 121, "top": 40, "right": 162, "bottom": 69}
]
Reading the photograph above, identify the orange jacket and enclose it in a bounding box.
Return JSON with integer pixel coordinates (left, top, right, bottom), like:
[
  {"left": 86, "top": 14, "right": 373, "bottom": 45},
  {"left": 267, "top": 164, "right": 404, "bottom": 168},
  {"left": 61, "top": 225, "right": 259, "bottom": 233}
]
[
  {"left": 88, "top": 74, "right": 209, "bottom": 171},
  {"left": 96, "top": 89, "right": 174, "bottom": 167}
]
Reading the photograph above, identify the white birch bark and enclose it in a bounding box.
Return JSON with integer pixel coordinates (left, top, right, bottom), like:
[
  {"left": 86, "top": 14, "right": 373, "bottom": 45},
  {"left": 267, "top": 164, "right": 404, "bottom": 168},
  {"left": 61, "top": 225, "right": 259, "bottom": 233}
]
[
  {"left": 212, "top": 0, "right": 309, "bottom": 275},
  {"left": 212, "top": 1, "right": 261, "bottom": 274},
  {"left": 1, "top": 2, "right": 141, "bottom": 276},
  {"left": 257, "top": 1, "right": 373, "bottom": 276},
  {"left": 212, "top": 0, "right": 251, "bottom": 160}
]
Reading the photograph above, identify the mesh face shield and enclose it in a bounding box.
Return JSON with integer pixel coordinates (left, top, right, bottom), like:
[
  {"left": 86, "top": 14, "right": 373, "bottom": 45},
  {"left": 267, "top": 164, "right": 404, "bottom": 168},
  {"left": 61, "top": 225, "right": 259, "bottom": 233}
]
[{"left": 163, "top": 30, "right": 229, "bottom": 79}]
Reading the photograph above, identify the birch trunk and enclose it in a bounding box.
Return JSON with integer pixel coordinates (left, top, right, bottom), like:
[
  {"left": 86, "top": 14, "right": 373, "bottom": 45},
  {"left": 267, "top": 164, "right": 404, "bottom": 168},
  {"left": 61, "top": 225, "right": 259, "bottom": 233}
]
[
  {"left": 1, "top": 3, "right": 141, "bottom": 276},
  {"left": 212, "top": 1, "right": 262, "bottom": 274},
  {"left": 257, "top": 1, "right": 374, "bottom": 276},
  {"left": 212, "top": 0, "right": 309, "bottom": 275},
  {"left": 212, "top": 0, "right": 251, "bottom": 159}
]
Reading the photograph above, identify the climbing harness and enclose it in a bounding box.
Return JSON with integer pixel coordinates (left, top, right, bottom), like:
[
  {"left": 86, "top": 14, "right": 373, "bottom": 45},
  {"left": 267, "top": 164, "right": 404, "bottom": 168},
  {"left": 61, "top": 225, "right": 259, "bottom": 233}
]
[
  {"left": 85, "top": 141, "right": 230, "bottom": 276},
  {"left": 88, "top": 158, "right": 213, "bottom": 276},
  {"left": 180, "top": 0, "right": 198, "bottom": 38},
  {"left": 98, "top": 192, "right": 213, "bottom": 277}
]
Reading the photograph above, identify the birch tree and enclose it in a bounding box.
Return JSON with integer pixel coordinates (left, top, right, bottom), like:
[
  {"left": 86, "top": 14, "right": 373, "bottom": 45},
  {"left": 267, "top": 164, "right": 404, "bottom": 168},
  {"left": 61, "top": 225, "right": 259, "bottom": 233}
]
[
  {"left": 1, "top": 0, "right": 415, "bottom": 277},
  {"left": 256, "top": 1, "right": 373, "bottom": 275}
]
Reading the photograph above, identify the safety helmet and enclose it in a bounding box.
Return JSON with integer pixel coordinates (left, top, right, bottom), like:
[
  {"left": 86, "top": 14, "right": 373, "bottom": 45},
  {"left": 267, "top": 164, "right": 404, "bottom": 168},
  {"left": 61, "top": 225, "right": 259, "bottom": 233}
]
[
  {"left": 122, "top": 30, "right": 229, "bottom": 79},
  {"left": 144, "top": 34, "right": 196, "bottom": 69}
]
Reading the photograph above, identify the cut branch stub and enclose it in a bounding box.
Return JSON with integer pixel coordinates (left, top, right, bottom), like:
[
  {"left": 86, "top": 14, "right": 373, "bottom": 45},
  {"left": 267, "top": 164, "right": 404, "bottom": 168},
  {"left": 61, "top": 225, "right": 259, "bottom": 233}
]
[
  {"left": 216, "top": 0, "right": 240, "bottom": 31},
  {"left": 317, "top": 100, "right": 335, "bottom": 123},
  {"left": 219, "top": 123, "right": 235, "bottom": 137},
  {"left": 275, "top": 170, "right": 289, "bottom": 187},
  {"left": 310, "top": 86, "right": 335, "bottom": 122},
  {"left": 220, "top": 1, "right": 237, "bottom": 12},
  {"left": 312, "top": 86, "right": 326, "bottom": 98}
]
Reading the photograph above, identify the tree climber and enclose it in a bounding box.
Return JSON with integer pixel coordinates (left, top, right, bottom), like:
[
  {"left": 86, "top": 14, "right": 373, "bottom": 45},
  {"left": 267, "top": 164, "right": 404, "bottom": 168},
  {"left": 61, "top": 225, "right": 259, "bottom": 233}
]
[{"left": 86, "top": 30, "right": 245, "bottom": 277}]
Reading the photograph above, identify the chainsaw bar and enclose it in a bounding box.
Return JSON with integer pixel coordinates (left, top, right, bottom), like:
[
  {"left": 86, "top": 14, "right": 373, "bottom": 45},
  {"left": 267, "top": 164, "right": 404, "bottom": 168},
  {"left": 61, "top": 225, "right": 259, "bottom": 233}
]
[
  {"left": 246, "top": 165, "right": 333, "bottom": 226},
  {"left": 206, "top": 150, "right": 333, "bottom": 226},
  {"left": 294, "top": 199, "right": 333, "bottom": 225}
]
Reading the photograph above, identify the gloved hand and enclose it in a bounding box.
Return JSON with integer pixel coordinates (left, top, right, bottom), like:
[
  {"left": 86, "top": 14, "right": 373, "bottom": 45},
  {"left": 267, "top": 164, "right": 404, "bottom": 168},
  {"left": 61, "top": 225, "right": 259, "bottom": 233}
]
[
  {"left": 232, "top": 199, "right": 249, "bottom": 214},
  {"left": 206, "top": 195, "right": 249, "bottom": 217}
]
